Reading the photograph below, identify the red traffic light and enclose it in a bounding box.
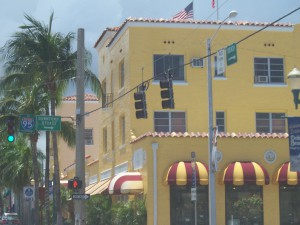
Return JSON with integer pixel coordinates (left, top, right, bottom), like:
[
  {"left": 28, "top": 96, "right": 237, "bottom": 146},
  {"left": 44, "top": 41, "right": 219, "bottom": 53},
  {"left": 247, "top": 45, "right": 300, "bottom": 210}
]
[
  {"left": 68, "top": 177, "right": 82, "bottom": 190},
  {"left": 73, "top": 180, "right": 78, "bottom": 189}
]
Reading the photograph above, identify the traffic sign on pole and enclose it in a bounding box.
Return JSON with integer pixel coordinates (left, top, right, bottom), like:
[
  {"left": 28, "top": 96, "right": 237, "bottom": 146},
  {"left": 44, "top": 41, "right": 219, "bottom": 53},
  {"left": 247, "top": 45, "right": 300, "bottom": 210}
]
[
  {"left": 72, "top": 194, "right": 90, "bottom": 200},
  {"left": 36, "top": 115, "right": 61, "bottom": 131},
  {"left": 217, "top": 48, "right": 225, "bottom": 75},
  {"left": 20, "top": 114, "right": 35, "bottom": 133},
  {"left": 226, "top": 43, "right": 237, "bottom": 66}
]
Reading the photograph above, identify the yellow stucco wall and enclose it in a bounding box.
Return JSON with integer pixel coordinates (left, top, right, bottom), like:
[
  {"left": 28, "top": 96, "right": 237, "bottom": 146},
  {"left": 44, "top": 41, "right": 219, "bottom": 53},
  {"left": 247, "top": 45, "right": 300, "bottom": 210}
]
[
  {"left": 132, "top": 136, "right": 288, "bottom": 225},
  {"left": 92, "top": 21, "right": 300, "bottom": 225},
  {"left": 56, "top": 99, "right": 101, "bottom": 179}
]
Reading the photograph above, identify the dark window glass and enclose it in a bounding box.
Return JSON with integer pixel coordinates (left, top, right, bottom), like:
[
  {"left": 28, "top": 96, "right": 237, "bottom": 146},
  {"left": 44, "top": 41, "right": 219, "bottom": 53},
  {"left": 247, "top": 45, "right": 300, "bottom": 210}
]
[
  {"left": 256, "top": 113, "right": 285, "bottom": 133},
  {"left": 154, "top": 112, "right": 186, "bottom": 132},
  {"left": 226, "top": 185, "right": 263, "bottom": 225},
  {"left": 154, "top": 55, "right": 184, "bottom": 81},
  {"left": 216, "top": 111, "right": 225, "bottom": 132},
  {"left": 279, "top": 185, "right": 300, "bottom": 225},
  {"left": 170, "top": 186, "right": 208, "bottom": 225},
  {"left": 254, "top": 58, "right": 284, "bottom": 84},
  {"left": 85, "top": 129, "right": 93, "bottom": 145}
]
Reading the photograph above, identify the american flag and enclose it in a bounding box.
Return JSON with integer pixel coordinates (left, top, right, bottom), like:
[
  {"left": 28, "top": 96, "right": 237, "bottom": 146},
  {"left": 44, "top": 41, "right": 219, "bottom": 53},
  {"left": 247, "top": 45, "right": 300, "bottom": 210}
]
[{"left": 172, "top": 2, "right": 194, "bottom": 20}]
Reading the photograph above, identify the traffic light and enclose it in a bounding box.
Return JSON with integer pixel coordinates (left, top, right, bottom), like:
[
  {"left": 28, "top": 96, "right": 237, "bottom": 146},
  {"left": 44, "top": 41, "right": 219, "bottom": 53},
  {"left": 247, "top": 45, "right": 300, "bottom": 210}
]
[
  {"left": 160, "top": 79, "right": 175, "bottom": 109},
  {"left": 7, "top": 116, "right": 15, "bottom": 142},
  {"left": 134, "top": 91, "right": 148, "bottom": 119},
  {"left": 68, "top": 177, "right": 82, "bottom": 190},
  {"left": 68, "top": 179, "right": 74, "bottom": 189}
]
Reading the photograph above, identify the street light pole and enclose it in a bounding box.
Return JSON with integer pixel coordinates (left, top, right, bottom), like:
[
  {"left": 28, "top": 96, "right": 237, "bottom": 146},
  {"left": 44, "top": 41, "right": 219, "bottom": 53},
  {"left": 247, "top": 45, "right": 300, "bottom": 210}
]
[{"left": 206, "top": 11, "right": 237, "bottom": 225}]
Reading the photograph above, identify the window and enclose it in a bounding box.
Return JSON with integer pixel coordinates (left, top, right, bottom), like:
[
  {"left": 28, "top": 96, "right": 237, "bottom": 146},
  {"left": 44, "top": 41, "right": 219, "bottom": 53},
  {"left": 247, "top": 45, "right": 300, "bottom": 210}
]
[
  {"left": 88, "top": 175, "right": 98, "bottom": 185},
  {"left": 170, "top": 186, "right": 208, "bottom": 225},
  {"left": 133, "top": 148, "right": 145, "bottom": 170},
  {"left": 111, "top": 121, "right": 115, "bottom": 151},
  {"left": 256, "top": 112, "right": 286, "bottom": 133},
  {"left": 279, "top": 185, "right": 300, "bottom": 225},
  {"left": 119, "top": 60, "right": 125, "bottom": 88},
  {"left": 115, "top": 162, "right": 128, "bottom": 175},
  {"left": 216, "top": 111, "right": 225, "bottom": 132},
  {"left": 103, "top": 127, "right": 107, "bottom": 153},
  {"left": 254, "top": 57, "right": 284, "bottom": 84},
  {"left": 100, "top": 169, "right": 111, "bottom": 181},
  {"left": 120, "top": 115, "right": 125, "bottom": 145},
  {"left": 153, "top": 54, "right": 184, "bottom": 81},
  {"left": 226, "top": 185, "right": 263, "bottom": 225},
  {"left": 85, "top": 129, "right": 93, "bottom": 145},
  {"left": 154, "top": 111, "right": 186, "bottom": 132}
]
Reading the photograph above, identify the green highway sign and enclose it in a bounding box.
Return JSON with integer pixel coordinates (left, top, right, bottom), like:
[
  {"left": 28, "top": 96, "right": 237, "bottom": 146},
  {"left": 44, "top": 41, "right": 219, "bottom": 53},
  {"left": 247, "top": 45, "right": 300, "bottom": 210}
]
[
  {"left": 36, "top": 115, "right": 61, "bottom": 131},
  {"left": 226, "top": 43, "right": 237, "bottom": 66},
  {"left": 20, "top": 114, "right": 35, "bottom": 133}
]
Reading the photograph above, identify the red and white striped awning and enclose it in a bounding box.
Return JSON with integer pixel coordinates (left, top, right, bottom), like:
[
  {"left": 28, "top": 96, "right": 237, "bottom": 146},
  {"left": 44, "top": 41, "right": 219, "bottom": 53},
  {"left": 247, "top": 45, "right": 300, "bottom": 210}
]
[
  {"left": 165, "top": 161, "right": 208, "bottom": 186},
  {"left": 108, "top": 172, "right": 143, "bottom": 194},
  {"left": 274, "top": 162, "right": 300, "bottom": 185},
  {"left": 221, "top": 161, "right": 269, "bottom": 185}
]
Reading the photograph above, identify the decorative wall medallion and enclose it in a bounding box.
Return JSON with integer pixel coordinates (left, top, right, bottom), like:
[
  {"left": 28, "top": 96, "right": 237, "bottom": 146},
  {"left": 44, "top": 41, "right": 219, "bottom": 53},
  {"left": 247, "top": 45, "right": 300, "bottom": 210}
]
[{"left": 264, "top": 150, "right": 277, "bottom": 164}]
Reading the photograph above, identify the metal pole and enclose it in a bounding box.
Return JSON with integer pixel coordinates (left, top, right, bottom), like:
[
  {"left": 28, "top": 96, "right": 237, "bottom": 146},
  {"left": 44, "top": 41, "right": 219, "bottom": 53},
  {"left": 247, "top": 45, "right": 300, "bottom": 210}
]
[
  {"left": 75, "top": 28, "right": 86, "bottom": 225},
  {"left": 207, "top": 38, "right": 217, "bottom": 225}
]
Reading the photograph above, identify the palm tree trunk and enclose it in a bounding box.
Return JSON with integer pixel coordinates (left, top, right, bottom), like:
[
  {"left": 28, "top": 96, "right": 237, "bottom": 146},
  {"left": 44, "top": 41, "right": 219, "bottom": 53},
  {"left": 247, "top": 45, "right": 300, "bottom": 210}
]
[
  {"left": 51, "top": 96, "right": 63, "bottom": 225},
  {"left": 31, "top": 131, "right": 40, "bottom": 225}
]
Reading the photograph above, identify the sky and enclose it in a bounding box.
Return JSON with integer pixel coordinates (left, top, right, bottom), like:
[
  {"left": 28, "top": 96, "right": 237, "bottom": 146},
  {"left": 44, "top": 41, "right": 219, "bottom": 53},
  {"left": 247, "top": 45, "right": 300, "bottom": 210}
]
[{"left": 1, "top": 0, "right": 299, "bottom": 77}]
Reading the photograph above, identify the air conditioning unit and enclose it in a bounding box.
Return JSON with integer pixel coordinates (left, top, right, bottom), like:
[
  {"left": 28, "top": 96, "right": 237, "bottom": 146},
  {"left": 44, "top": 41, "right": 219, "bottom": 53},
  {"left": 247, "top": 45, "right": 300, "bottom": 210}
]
[
  {"left": 191, "top": 58, "right": 204, "bottom": 68},
  {"left": 255, "top": 76, "right": 268, "bottom": 83}
]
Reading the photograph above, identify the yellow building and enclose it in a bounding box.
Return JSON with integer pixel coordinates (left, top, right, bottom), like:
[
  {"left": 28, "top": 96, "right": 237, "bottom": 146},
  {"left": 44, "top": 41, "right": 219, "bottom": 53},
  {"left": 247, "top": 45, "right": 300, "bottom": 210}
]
[
  {"left": 56, "top": 94, "right": 101, "bottom": 183},
  {"left": 62, "top": 18, "right": 300, "bottom": 225}
]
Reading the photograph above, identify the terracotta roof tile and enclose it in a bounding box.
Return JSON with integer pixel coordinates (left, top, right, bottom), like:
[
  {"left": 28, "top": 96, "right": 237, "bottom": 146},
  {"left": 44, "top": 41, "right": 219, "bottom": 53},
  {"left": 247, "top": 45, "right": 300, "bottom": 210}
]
[
  {"left": 130, "top": 132, "right": 289, "bottom": 143},
  {"left": 100, "top": 17, "right": 293, "bottom": 47},
  {"left": 63, "top": 94, "right": 99, "bottom": 102}
]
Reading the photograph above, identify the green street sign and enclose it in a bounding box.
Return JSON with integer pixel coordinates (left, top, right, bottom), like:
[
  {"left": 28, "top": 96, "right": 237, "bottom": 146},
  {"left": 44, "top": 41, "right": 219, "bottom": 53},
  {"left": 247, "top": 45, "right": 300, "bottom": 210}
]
[
  {"left": 20, "top": 114, "right": 35, "bottom": 133},
  {"left": 36, "top": 115, "right": 61, "bottom": 131},
  {"left": 226, "top": 43, "right": 237, "bottom": 66}
]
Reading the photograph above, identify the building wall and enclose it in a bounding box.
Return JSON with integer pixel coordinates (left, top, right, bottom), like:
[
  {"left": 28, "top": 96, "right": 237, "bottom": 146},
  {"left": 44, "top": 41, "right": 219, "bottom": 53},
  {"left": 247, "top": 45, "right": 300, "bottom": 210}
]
[
  {"left": 93, "top": 20, "right": 300, "bottom": 225},
  {"left": 132, "top": 135, "right": 288, "bottom": 225},
  {"left": 56, "top": 99, "right": 101, "bottom": 178}
]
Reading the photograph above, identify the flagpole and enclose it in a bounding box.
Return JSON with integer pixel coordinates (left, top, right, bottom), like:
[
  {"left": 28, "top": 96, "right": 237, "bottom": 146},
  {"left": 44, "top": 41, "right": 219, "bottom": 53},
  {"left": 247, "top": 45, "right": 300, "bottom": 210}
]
[{"left": 192, "top": 0, "right": 194, "bottom": 19}]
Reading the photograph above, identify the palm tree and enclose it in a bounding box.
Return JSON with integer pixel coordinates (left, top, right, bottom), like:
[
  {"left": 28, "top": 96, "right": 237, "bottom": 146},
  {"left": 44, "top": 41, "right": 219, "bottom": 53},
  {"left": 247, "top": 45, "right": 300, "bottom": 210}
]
[
  {"left": 0, "top": 12, "right": 102, "bottom": 225},
  {"left": 0, "top": 84, "right": 49, "bottom": 224}
]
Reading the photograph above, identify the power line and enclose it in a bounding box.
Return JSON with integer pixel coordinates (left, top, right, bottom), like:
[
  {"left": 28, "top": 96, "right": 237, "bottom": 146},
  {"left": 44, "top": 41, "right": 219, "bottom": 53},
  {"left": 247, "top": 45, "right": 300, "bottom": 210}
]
[{"left": 82, "top": 6, "right": 300, "bottom": 118}]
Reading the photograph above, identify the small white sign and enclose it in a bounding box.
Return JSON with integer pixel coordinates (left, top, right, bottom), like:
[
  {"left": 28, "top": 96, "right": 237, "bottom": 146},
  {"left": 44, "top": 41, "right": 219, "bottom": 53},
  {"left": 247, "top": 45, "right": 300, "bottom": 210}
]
[
  {"left": 217, "top": 49, "right": 225, "bottom": 75},
  {"left": 191, "top": 187, "right": 196, "bottom": 201}
]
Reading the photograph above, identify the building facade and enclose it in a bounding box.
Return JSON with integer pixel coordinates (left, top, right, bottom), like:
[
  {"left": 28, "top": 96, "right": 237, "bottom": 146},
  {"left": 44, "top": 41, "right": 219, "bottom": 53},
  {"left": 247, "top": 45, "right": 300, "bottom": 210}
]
[{"left": 91, "top": 18, "right": 300, "bottom": 225}]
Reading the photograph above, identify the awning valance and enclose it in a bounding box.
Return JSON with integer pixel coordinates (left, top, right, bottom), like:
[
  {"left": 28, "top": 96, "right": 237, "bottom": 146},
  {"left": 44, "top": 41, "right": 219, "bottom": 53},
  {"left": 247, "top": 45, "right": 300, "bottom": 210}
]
[
  {"left": 221, "top": 161, "right": 269, "bottom": 185},
  {"left": 108, "top": 172, "right": 143, "bottom": 195},
  {"left": 86, "top": 179, "right": 110, "bottom": 195},
  {"left": 165, "top": 161, "right": 208, "bottom": 186},
  {"left": 274, "top": 162, "right": 300, "bottom": 185}
]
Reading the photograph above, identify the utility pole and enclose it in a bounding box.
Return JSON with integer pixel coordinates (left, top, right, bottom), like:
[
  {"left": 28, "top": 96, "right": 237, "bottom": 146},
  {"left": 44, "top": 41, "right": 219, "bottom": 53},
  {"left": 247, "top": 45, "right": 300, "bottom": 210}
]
[{"left": 75, "top": 28, "right": 86, "bottom": 225}]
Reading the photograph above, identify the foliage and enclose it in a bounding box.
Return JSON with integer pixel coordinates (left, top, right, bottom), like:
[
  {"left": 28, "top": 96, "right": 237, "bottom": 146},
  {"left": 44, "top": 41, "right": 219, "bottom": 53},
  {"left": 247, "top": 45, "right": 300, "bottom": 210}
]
[
  {"left": 112, "top": 196, "right": 147, "bottom": 225},
  {"left": 86, "top": 194, "right": 112, "bottom": 225},
  {"left": 0, "top": 135, "right": 43, "bottom": 192},
  {"left": 232, "top": 194, "right": 263, "bottom": 224}
]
